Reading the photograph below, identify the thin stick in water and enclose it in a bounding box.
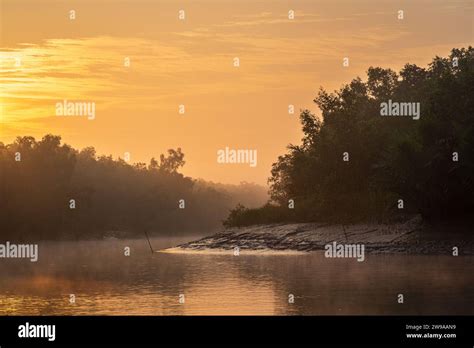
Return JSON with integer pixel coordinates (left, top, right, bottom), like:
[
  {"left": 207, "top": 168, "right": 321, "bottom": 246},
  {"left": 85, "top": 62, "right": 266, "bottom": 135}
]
[{"left": 144, "top": 230, "right": 154, "bottom": 254}]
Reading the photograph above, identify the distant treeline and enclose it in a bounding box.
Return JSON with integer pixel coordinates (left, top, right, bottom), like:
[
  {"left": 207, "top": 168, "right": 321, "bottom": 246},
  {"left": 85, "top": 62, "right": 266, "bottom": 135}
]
[
  {"left": 0, "top": 137, "right": 267, "bottom": 241},
  {"left": 224, "top": 47, "right": 474, "bottom": 227}
]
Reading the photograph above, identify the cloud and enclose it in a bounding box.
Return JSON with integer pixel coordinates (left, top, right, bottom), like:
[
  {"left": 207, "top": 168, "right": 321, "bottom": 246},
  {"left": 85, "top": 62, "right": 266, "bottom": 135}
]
[{"left": 1, "top": 3, "right": 470, "bottom": 141}]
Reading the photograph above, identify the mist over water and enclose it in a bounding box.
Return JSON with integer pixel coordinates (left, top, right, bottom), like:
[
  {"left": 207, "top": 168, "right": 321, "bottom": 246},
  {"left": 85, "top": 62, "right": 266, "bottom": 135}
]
[{"left": 0, "top": 236, "right": 472, "bottom": 315}]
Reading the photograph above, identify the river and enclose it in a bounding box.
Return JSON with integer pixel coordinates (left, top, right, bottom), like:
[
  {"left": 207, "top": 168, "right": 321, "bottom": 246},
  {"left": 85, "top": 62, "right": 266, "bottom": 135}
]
[{"left": 0, "top": 236, "right": 472, "bottom": 315}]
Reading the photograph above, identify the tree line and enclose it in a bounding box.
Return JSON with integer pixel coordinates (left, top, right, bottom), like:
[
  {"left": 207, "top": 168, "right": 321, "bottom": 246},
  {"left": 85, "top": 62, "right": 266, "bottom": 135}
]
[
  {"left": 224, "top": 47, "right": 474, "bottom": 227},
  {"left": 0, "top": 136, "right": 266, "bottom": 241}
]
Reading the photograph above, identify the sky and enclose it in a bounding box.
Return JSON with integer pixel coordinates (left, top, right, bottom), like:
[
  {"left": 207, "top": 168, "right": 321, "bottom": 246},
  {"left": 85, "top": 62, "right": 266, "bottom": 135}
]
[{"left": 1, "top": 0, "right": 473, "bottom": 185}]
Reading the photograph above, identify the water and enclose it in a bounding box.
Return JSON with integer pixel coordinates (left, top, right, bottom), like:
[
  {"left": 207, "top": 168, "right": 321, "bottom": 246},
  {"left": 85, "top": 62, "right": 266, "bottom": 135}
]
[{"left": 0, "top": 236, "right": 472, "bottom": 315}]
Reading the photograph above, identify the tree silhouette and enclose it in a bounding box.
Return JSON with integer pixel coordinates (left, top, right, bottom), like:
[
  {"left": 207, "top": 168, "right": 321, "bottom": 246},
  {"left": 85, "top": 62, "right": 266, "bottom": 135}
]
[{"left": 225, "top": 47, "right": 474, "bottom": 227}]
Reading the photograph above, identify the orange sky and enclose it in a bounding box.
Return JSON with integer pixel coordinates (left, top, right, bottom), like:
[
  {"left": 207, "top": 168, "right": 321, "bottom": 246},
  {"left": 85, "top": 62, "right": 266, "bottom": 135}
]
[{"left": 1, "top": 0, "right": 473, "bottom": 185}]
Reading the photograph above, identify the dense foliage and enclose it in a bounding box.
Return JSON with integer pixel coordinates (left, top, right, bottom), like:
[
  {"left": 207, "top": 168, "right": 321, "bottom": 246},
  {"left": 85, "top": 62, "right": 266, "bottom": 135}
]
[
  {"left": 0, "top": 136, "right": 266, "bottom": 241},
  {"left": 225, "top": 47, "right": 474, "bottom": 227}
]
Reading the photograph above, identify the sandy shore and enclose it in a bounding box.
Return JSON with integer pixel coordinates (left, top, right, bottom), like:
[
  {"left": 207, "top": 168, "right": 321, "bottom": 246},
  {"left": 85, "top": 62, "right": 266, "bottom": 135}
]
[{"left": 164, "top": 216, "right": 474, "bottom": 255}]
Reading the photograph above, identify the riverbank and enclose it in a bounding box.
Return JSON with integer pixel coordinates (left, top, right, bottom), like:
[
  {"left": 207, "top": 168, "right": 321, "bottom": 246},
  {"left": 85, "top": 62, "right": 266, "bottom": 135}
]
[{"left": 164, "top": 216, "right": 474, "bottom": 255}]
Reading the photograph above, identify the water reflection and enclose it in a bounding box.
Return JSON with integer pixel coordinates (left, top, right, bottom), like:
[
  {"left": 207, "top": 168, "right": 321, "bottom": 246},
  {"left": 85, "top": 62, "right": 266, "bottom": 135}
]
[{"left": 0, "top": 237, "right": 472, "bottom": 315}]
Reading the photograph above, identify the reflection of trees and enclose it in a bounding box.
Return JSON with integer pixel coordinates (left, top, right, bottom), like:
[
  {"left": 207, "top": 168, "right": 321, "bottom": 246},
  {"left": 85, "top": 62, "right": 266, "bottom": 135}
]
[
  {"left": 226, "top": 253, "right": 474, "bottom": 315},
  {"left": 1, "top": 240, "right": 472, "bottom": 315}
]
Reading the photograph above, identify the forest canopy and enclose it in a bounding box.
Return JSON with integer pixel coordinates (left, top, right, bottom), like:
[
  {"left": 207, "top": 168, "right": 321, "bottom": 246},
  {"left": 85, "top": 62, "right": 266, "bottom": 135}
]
[
  {"left": 0, "top": 136, "right": 266, "bottom": 241},
  {"left": 224, "top": 47, "right": 474, "bottom": 227}
]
